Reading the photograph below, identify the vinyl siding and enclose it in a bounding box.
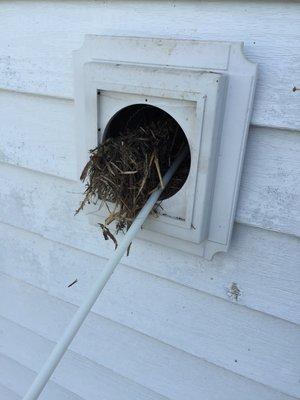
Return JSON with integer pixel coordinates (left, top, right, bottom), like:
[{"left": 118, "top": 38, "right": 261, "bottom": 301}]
[{"left": 0, "top": 1, "right": 299, "bottom": 399}]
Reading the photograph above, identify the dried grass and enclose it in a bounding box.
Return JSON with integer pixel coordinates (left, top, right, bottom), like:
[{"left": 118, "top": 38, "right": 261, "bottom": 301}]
[{"left": 76, "top": 106, "right": 190, "bottom": 250}]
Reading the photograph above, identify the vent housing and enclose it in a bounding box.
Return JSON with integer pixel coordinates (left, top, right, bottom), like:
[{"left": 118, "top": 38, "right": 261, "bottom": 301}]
[{"left": 74, "top": 35, "right": 257, "bottom": 259}]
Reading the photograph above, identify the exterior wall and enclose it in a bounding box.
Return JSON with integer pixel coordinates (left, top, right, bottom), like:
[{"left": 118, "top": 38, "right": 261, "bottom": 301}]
[{"left": 0, "top": 2, "right": 299, "bottom": 399}]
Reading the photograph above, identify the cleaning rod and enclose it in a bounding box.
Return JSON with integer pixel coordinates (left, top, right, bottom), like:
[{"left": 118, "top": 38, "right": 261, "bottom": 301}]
[{"left": 23, "top": 146, "right": 188, "bottom": 400}]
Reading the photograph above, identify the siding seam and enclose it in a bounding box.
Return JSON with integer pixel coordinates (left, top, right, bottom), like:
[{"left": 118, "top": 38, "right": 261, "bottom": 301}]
[{"left": 0, "top": 86, "right": 73, "bottom": 102}]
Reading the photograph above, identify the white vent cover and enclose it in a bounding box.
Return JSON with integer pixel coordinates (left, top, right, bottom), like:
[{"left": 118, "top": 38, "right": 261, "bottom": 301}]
[{"left": 74, "top": 35, "right": 257, "bottom": 259}]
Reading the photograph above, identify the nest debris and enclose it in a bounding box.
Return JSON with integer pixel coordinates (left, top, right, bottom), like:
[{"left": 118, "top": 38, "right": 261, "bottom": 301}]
[{"left": 76, "top": 106, "right": 190, "bottom": 251}]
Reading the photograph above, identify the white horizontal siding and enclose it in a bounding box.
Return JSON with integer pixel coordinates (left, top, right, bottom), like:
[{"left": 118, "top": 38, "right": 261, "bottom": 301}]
[
  {"left": 0, "top": 383, "right": 20, "bottom": 400},
  {"left": 1, "top": 249, "right": 299, "bottom": 396},
  {"left": 0, "top": 273, "right": 297, "bottom": 400},
  {"left": 0, "top": 317, "right": 168, "bottom": 400},
  {"left": 0, "top": 90, "right": 299, "bottom": 237},
  {"left": 236, "top": 127, "right": 300, "bottom": 236},
  {"left": 0, "top": 128, "right": 299, "bottom": 243},
  {"left": 0, "top": 1, "right": 299, "bottom": 130},
  {"left": 1, "top": 221, "right": 299, "bottom": 326},
  {"left": 0, "top": 90, "right": 76, "bottom": 180},
  {"left": 0, "top": 354, "right": 82, "bottom": 400},
  {"left": 0, "top": 1, "right": 299, "bottom": 398}
]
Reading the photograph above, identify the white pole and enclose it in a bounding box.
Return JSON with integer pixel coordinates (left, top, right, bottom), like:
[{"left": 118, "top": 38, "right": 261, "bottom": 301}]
[{"left": 23, "top": 146, "right": 188, "bottom": 400}]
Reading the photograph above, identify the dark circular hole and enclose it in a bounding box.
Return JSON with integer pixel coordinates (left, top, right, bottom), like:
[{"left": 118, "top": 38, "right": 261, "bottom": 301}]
[{"left": 103, "top": 104, "right": 191, "bottom": 200}]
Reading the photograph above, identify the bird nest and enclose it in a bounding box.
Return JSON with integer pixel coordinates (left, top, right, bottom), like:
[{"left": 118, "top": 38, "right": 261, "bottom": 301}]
[{"left": 76, "top": 105, "right": 190, "bottom": 251}]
